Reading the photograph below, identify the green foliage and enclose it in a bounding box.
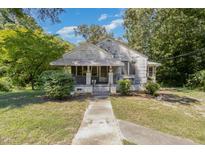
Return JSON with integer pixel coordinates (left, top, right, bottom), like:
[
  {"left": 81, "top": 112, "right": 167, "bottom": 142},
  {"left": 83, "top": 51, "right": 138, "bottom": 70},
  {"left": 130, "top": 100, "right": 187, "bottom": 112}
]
[
  {"left": 35, "top": 70, "right": 62, "bottom": 90},
  {"left": 0, "top": 66, "right": 8, "bottom": 77},
  {"left": 0, "top": 27, "right": 73, "bottom": 89},
  {"left": 145, "top": 81, "right": 160, "bottom": 96},
  {"left": 44, "top": 72, "right": 74, "bottom": 99},
  {"left": 117, "top": 79, "right": 131, "bottom": 95},
  {"left": 124, "top": 9, "right": 154, "bottom": 52},
  {"left": 0, "top": 77, "right": 12, "bottom": 92},
  {"left": 186, "top": 70, "right": 205, "bottom": 91},
  {"left": 74, "top": 24, "right": 113, "bottom": 44},
  {"left": 0, "top": 9, "right": 64, "bottom": 29},
  {"left": 124, "top": 9, "right": 205, "bottom": 86},
  {"left": 0, "top": 81, "right": 10, "bottom": 92}
]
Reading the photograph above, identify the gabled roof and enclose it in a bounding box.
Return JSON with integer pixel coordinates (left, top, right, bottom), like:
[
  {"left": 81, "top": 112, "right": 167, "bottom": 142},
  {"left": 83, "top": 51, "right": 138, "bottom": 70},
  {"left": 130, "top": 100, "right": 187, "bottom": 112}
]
[
  {"left": 50, "top": 43, "right": 124, "bottom": 66},
  {"left": 63, "top": 43, "right": 114, "bottom": 60},
  {"left": 97, "top": 38, "right": 148, "bottom": 61}
]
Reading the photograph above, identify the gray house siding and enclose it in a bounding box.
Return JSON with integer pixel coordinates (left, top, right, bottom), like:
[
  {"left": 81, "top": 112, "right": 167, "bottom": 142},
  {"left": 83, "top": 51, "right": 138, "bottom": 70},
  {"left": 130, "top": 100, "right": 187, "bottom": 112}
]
[
  {"left": 134, "top": 57, "right": 147, "bottom": 84},
  {"left": 98, "top": 38, "right": 148, "bottom": 90}
]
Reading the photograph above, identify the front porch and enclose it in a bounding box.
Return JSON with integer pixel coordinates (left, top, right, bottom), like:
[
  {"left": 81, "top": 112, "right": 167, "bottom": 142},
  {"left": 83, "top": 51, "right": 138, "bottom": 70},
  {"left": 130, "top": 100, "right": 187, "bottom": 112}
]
[
  {"left": 71, "top": 66, "right": 114, "bottom": 84},
  {"left": 70, "top": 66, "right": 117, "bottom": 94}
]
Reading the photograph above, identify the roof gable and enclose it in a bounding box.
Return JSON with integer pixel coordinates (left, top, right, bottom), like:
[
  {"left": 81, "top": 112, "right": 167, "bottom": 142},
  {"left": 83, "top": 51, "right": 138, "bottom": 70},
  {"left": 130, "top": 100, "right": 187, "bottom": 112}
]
[
  {"left": 50, "top": 43, "right": 124, "bottom": 66},
  {"left": 97, "top": 38, "right": 148, "bottom": 61},
  {"left": 63, "top": 43, "right": 114, "bottom": 60}
]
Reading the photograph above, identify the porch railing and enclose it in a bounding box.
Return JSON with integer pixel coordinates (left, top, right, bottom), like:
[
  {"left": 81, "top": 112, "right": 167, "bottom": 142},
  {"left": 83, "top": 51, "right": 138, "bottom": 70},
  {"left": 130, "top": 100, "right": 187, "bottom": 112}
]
[{"left": 73, "top": 76, "right": 109, "bottom": 85}]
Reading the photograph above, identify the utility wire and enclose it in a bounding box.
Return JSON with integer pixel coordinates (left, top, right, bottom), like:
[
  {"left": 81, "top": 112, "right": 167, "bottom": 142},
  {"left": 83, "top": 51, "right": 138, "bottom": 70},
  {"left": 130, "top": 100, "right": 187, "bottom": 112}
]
[{"left": 159, "top": 47, "right": 205, "bottom": 61}]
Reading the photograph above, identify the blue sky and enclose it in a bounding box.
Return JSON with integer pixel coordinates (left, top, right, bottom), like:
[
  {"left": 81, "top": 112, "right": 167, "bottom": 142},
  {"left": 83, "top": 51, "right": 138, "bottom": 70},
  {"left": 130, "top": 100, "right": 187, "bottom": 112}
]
[{"left": 37, "top": 8, "right": 125, "bottom": 44}]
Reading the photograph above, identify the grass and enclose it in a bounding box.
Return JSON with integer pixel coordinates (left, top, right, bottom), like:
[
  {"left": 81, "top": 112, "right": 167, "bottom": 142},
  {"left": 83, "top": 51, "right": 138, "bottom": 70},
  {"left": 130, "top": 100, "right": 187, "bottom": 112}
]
[
  {"left": 161, "top": 88, "right": 205, "bottom": 101},
  {"left": 111, "top": 89, "right": 205, "bottom": 144},
  {"left": 0, "top": 90, "right": 88, "bottom": 144}
]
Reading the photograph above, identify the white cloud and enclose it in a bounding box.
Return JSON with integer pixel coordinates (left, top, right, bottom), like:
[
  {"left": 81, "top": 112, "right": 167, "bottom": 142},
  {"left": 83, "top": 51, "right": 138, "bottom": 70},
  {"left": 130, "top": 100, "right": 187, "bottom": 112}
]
[
  {"left": 56, "top": 26, "right": 77, "bottom": 38},
  {"left": 114, "top": 9, "right": 126, "bottom": 17},
  {"left": 56, "top": 26, "right": 85, "bottom": 44},
  {"left": 98, "top": 14, "right": 108, "bottom": 21},
  {"left": 103, "top": 19, "right": 123, "bottom": 32},
  {"left": 114, "top": 14, "right": 120, "bottom": 17}
]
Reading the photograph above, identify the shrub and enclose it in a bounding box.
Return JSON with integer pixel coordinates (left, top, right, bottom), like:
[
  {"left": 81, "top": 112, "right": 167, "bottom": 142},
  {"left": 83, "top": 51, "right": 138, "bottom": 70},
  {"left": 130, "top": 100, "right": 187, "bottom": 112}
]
[
  {"left": 186, "top": 70, "right": 205, "bottom": 91},
  {"left": 145, "top": 81, "right": 160, "bottom": 96},
  {"left": 117, "top": 79, "right": 131, "bottom": 95},
  {"left": 44, "top": 72, "right": 74, "bottom": 99},
  {"left": 35, "top": 70, "right": 61, "bottom": 90},
  {"left": 0, "top": 77, "right": 12, "bottom": 92}
]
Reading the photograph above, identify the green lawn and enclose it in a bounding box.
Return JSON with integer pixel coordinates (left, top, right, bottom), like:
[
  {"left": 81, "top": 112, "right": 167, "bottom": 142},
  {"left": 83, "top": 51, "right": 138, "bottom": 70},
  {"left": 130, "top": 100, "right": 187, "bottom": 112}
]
[
  {"left": 161, "top": 88, "right": 205, "bottom": 102},
  {"left": 0, "top": 90, "right": 88, "bottom": 144},
  {"left": 111, "top": 89, "right": 205, "bottom": 144}
]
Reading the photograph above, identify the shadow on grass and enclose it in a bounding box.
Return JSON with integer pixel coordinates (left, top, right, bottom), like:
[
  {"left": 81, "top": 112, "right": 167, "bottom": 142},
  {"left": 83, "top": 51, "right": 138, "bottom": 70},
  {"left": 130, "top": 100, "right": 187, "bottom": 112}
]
[
  {"left": 0, "top": 90, "right": 47, "bottom": 109},
  {"left": 158, "top": 93, "right": 200, "bottom": 105},
  {"left": 0, "top": 90, "right": 88, "bottom": 109}
]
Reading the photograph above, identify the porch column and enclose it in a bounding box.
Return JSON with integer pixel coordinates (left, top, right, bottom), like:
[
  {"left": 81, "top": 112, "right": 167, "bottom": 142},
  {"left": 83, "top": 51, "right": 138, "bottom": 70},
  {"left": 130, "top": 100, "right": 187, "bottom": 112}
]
[
  {"left": 153, "top": 66, "right": 156, "bottom": 83},
  {"left": 108, "top": 66, "right": 113, "bottom": 85},
  {"left": 86, "top": 66, "right": 91, "bottom": 85},
  {"left": 128, "top": 62, "right": 130, "bottom": 75}
]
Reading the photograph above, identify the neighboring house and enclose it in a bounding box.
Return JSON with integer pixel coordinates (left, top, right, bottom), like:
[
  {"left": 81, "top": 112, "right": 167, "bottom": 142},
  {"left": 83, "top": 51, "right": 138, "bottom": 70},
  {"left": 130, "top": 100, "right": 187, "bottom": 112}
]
[{"left": 50, "top": 38, "right": 160, "bottom": 94}]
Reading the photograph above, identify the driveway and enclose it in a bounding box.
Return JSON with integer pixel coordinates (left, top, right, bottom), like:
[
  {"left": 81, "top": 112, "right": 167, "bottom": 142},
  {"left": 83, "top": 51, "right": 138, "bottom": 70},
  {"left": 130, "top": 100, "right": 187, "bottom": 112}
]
[
  {"left": 72, "top": 96, "right": 122, "bottom": 145},
  {"left": 118, "top": 119, "right": 196, "bottom": 145}
]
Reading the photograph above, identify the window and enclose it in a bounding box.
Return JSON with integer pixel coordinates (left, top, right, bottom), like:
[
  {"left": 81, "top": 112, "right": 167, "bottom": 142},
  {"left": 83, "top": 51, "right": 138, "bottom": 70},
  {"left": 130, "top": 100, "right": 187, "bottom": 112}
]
[
  {"left": 130, "top": 63, "right": 135, "bottom": 75},
  {"left": 122, "top": 61, "right": 129, "bottom": 75},
  {"left": 148, "top": 67, "right": 153, "bottom": 77}
]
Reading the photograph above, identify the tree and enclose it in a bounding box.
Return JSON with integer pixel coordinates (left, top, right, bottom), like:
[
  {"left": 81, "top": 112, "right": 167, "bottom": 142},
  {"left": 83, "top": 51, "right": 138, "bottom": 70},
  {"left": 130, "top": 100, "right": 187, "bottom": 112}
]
[
  {"left": 0, "top": 27, "right": 73, "bottom": 90},
  {"left": 124, "top": 9, "right": 155, "bottom": 54},
  {"left": 0, "top": 9, "right": 64, "bottom": 29},
  {"left": 124, "top": 9, "right": 205, "bottom": 86},
  {"left": 74, "top": 24, "right": 113, "bottom": 44}
]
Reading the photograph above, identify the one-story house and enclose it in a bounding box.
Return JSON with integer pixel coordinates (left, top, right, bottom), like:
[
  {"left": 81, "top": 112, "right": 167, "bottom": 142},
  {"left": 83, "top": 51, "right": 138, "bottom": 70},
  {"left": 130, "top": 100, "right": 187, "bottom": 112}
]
[{"left": 50, "top": 38, "right": 160, "bottom": 95}]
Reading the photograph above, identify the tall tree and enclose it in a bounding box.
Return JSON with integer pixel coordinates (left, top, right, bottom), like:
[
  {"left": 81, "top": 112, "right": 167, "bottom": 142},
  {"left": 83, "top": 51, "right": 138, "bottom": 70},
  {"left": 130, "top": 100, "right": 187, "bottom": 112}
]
[
  {"left": 0, "top": 8, "right": 64, "bottom": 29},
  {"left": 0, "top": 27, "right": 73, "bottom": 89},
  {"left": 124, "top": 9, "right": 155, "bottom": 54},
  {"left": 74, "top": 24, "right": 113, "bottom": 44},
  {"left": 124, "top": 9, "right": 205, "bottom": 86}
]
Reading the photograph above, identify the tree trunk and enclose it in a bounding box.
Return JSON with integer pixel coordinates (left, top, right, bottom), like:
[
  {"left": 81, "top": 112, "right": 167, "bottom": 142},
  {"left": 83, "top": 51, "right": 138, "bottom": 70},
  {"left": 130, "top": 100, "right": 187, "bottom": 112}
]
[{"left": 31, "top": 80, "right": 35, "bottom": 90}]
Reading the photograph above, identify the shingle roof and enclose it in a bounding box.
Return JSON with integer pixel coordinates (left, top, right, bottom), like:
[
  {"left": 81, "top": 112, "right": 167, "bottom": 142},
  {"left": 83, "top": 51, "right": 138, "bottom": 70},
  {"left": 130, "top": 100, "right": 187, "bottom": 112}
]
[
  {"left": 97, "top": 38, "right": 148, "bottom": 62},
  {"left": 50, "top": 43, "right": 124, "bottom": 66},
  {"left": 63, "top": 43, "right": 114, "bottom": 60}
]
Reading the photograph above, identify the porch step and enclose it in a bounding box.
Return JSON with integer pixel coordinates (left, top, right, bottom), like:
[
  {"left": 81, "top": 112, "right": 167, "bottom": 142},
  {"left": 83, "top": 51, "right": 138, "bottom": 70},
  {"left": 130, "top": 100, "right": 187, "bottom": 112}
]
[
  {"left": 93, "top": 85, "right": 110, "bottom": 91},
  {"left": 93, "top": 91, "right": 109, "bottom": 97},
  {"left": 92, "top": 84, "right": 113, "bottom": 96}
]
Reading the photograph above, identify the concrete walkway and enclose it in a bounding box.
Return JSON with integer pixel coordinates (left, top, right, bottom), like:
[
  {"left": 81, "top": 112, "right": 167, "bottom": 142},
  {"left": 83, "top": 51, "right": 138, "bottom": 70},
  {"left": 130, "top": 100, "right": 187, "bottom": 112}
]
[
  {"left": 118, "top": 119, "right": 196, "bottom": 145},
  {"left": 72, "top": 96, "right": 122, "bottom": 145}
]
